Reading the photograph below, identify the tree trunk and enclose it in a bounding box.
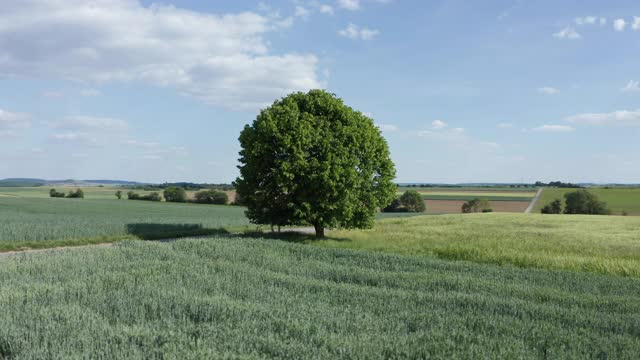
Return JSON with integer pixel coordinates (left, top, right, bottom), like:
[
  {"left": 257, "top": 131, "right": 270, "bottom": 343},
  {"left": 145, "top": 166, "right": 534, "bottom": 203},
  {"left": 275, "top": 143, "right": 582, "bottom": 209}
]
[{"left": 313, "top": 223, "right": 325, "bottom": 239}]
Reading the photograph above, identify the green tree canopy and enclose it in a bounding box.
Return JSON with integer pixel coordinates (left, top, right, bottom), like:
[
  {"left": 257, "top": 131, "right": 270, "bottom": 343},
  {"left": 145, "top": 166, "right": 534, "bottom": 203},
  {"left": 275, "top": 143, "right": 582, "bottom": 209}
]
[
  {"left": 194, "top": 190, "right": 228, "bottom": 205},
  {"left": 564, "top": 190, "right": 609, "bottom": 215},
  {"left": 163, "top": 186, "right": 187, "bottom": 203},
  {"left": 399, "top": 190, "right": 426, "bottom": 212},
  {"left": 235, "top": 90, "right": 397, "bottom": 238}
]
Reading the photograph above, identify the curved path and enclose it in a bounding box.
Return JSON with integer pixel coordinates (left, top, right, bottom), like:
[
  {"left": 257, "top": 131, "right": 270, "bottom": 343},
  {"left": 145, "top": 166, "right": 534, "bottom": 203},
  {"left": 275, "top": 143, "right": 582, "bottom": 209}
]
[{"left": 525, "top": 188, "right": 544, "bottom": 214}]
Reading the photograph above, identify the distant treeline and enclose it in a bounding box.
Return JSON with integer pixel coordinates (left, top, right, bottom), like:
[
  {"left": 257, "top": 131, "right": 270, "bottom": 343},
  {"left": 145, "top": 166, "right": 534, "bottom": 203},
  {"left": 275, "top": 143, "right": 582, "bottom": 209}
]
[
  {"left": 125, "top": 182, "right": 234, "bottom": 191},
  {"left": 534, "top": 181, "right": 583, "bottom": 188},
  {"left": 400, "top": 184, "right": 536, "bottom": 188}
]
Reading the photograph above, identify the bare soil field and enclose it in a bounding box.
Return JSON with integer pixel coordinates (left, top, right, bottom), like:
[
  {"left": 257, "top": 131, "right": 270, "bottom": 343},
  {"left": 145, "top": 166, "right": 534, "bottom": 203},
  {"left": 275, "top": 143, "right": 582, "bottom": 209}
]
[{"left": 427, "top": 200, "right": 530, "bottom": 214}]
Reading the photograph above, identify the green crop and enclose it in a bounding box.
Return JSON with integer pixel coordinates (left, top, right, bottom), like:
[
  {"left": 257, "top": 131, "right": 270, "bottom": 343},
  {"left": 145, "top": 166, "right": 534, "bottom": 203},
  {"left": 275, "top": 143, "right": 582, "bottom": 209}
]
[{"left": 0, "top": 237, "right": 638, "bottom": 359}]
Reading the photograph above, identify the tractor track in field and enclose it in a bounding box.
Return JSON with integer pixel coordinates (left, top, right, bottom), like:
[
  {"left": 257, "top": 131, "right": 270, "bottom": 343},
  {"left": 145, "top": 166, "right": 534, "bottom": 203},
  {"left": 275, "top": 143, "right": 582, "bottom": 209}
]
[
  {"left": 525, "top": 188, "right": 544, "bottom": 214},
  {"left": 0, "top": 227, "right": 318, "bottom": 259}
]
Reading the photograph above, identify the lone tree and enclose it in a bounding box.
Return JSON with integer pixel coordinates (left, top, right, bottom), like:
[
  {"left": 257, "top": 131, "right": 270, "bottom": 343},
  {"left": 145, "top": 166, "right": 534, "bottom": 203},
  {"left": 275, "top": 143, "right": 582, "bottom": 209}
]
[
  {"left": 115, "top": 190, "right": 123, "bottom": 200},
  {"left": 235, "top": 90, "right": 397, "bottom": 238},
  {"left": 399, "top": 190, "right": 426, "bottom": 212}
]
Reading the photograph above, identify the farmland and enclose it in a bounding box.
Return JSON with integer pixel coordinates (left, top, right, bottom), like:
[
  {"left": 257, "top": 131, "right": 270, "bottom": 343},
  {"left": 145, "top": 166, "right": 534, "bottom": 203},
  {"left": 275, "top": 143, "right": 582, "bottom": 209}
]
[
  {"left": 534, "top": 187, "right": 640, "bottom": 215},
  {"left": 1, "top": 237, "right": 639, "bottom": 358},
  {"left": 322, "top": 213, "right": 640, "bottom": 277},
  {"left": 0, "top": 196, "right": 252, "bottom": 251},
  {"left": 395, "top": 187, "right": 537, "bottom": 214}
]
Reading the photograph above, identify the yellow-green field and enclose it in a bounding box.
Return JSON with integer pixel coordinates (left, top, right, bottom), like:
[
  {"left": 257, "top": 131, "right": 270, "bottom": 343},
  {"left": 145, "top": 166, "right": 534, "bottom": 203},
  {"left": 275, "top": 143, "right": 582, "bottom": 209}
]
[
  {"left": 534, "top": 187, "right": 640, "bottom": 215},
  {"left": 318, "top": 213, "right": 640, "bottom": 277}
]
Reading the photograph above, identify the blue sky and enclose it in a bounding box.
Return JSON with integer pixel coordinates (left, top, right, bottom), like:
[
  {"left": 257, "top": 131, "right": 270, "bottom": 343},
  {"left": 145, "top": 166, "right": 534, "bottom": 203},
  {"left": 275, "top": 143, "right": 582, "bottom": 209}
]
[{"left": 0, "top": 0, "right": 638, "bottom": 183}]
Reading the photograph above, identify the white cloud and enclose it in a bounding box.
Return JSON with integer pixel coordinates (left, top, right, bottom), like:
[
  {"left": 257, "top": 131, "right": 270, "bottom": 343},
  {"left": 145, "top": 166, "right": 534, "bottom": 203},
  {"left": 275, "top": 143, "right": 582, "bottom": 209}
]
[
  {"left": 538, "top": 87, "right": 559, "bottom": 95},
  {"left": 337, "top": 0, "right": 360, "bottom": 11},
  {"left": 80, "top": 88, "right": 101, "bottom": 97},
  {"left": 319, "top": 5, "right": 334, "bottom": 15},
  {"left": 633, "top": 17, "right": 640, "bottom": 30},
  {"left": 431, "top": 120, "right": 447, "bottom": 129},
  {"left": 532, "top": 125, "right": 575, "bottom": 133},
  {"left": 294, "top": 6, "right": 310, "bottom": 19},
  {"left": 614, "top": 18, "right": 627, "bottom": 31},
  {"left": 553, "top": 27, "right": 581, "bottom": 39},
  {"left": 575, "top": 16, "right": 597, "bottom": 25},
  {"left": 0, "top": 1, "right": 322, "bottom": 111},
  {"left": 567, "top": 109, "right": 640, "bottom": 127},
  {"left": 376, "top": 123, "right": 398, "bottom": 132},
  {"left": 339, "top": 23, "right": 379, "bottom": 40},
  {"left": 621, "top": 80, "right": 640, "bottom": 93},
  {"left": 0, "top": 109, "right": 31, "bottom": 133}
]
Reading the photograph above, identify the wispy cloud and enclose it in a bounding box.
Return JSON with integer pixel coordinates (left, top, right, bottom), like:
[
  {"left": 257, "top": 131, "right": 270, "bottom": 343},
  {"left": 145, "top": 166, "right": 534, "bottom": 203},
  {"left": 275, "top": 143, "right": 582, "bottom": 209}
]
[
  {"left": 431, "top": 120, "right": 447, "bottom": 129},
  {"left": 532, "top": 125, "right": 575, "bottom": 133},
  {"left": 553, "top": 27, "right": 581, "bottom": 39},
  {"left": 538, "top": 87, "right": 559, "bottom": 95},
  {"left": 337, "top": 0, "right": 360, "bottom": 11},
  {"left": 568, "top": 109, "right": 640, "bottom": 127},
  {"left": 339, "top": 23, "right": 380, "bottom": 40},
  {"left": 621, "top": 80, "right": 640, "bottom": 93}
]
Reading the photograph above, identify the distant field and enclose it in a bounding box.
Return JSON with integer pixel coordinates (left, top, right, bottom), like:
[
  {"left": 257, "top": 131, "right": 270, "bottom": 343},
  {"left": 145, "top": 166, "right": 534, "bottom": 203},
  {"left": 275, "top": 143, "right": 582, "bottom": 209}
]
[
  {"left": 0, "top": 186, "right": 237, "bottom": 202},
  {"left": 322, "top": 213, "right": 640, "bottom": 277},
  {"left": 534, "top": 187, "right": 640, "bottom": 215},
  {"left": 426, "top": 200, "right": 530, "bottom": 214},
  {"left": 0, "top": 196, "right": 253, "bottom": 251},
  {"left": 398, "top": 186, "right": 536, "bottom": 192},
  {"left": 1, "top": 237, "right": 639, "bottom": 358}
]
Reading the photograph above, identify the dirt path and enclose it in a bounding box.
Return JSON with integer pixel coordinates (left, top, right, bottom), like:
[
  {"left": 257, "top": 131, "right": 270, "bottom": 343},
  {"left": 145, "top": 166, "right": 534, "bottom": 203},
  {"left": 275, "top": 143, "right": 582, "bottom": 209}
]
[
  {"left": 0, "top": 227, "right": 319, "bottom": 259},
  {"left": 525, "top": 188, "right": 544, "bottom": 214}
]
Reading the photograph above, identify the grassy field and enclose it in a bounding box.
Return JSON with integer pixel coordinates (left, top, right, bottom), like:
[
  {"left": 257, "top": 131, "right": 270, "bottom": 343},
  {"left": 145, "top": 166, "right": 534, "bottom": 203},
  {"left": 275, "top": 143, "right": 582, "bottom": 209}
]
[
  {"left": 322, "top": 213, "right": 640, "bottom": 277},
  {"left": 0, "top": 196, "right": 253, "bottom": 251},
  {"left": 534, "top": 187, "right": 640, "bottom": 215},
  {"left": 0, "top": 237, "right": 639, "bottom": 358}
]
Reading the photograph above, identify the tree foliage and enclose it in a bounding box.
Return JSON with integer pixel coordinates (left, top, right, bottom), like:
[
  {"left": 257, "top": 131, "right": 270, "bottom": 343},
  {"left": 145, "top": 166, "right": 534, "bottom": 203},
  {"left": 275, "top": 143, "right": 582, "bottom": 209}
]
[
  {"left": 163, "top": 186, "right": 187, "bottom": 203},
  {"left": 66, "top": 189, "right": 84, "bottom": 199},
  {"left": 399, "top": 190, "right": 426, "bottom": 212},
  {"left": 115, "top": 190, "right": 123, "bottom": 200},
  {"left": 563, "top": 190, "right": 609, "bottom": 215},
  {"left": 235, "top": 90, "right": 397, "bottom": 238},
  {"left": 541, "top": 199, "right": 563, "bottom": 214},
  {"left": 461, "top": 198, "right": 491, "bottom": 213},
  {"left": 193, "top": 190, "right": 229, "bottom": 205},
  {"left": 49, "top": 189, "right": 65, "bottom": 198}
]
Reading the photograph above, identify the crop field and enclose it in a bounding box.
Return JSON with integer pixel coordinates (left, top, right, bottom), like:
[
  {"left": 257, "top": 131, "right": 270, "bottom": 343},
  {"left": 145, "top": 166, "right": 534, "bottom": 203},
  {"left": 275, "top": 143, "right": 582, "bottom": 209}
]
[
  {"left": 425, "top": 200, "right": 531, "bottom": 214},
  {"left": 534, "top": 187, "right": 640, "bottom": 215},
  {"left": 0, "top": 186, "right": 238, "bottom": 202},
  {"left": 0, "top": 237, "right": 639, "bottom": 358},
  {"left": 322, "top": 213, "right": 640, "bottom": 277},
  {"left": 0, "top": 196, "right": 252, "bottom": 251}
]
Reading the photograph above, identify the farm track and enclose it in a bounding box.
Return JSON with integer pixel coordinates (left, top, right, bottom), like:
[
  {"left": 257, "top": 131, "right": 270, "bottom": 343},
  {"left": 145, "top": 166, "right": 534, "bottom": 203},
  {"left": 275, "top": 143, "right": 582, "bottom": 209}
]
[
  {"left": 0, "top": 227, "right": 318, "bottom": 259},
  {"left": 525, "top": 188, "right": 543, "bottom": 213}
]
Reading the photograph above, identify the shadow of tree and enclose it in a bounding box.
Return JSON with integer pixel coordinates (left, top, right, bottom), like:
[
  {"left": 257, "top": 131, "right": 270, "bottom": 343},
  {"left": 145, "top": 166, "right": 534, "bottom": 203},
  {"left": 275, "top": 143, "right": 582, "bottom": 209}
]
[
  {"left": 240, "top": 230, "right": 350, "bottom": 244},
  {"left": 126, "top": 223, "right": 230, "bottom": 240}
]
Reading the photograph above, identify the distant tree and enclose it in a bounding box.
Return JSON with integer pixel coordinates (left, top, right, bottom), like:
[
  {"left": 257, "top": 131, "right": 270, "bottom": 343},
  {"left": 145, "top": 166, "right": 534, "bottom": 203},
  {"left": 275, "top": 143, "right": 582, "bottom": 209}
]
[
  {"left": 115, "top": 190, "right": 123, "bottom": 200},
  {"left": 382, "top": 198, "right": 404, "bottom": 213},
  {"left": 541, "top": 199, "right": 563, "bottom": 214},
  {"left": 563, "top": 190, "right": 609, "bottom": 215},
  {"left": 163, "top": 186, "right": 187, "bottom": 203},
  {"left": 461, "top": 198, "right": 491, "bottom": 213},
  {"left": 66, "top": 189, "right": 84, "bottom": 199},
  {"left": 145, "top": 192, "right": 162, "bottom": 202},
  {"left": 235, "top": 90, "right": 397, "bottom": 238},
  {"left": 399, "top": 190, "right": 426, "bottom": 212},
  {"left": 49, "top": 188, "right": 65, "bottom": 198},
  {"left": 194, "top": 190, "right": 229, "bottom": 205},
  {"left": 127, "top": 191, "right": 139, "bottom": 200}
]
